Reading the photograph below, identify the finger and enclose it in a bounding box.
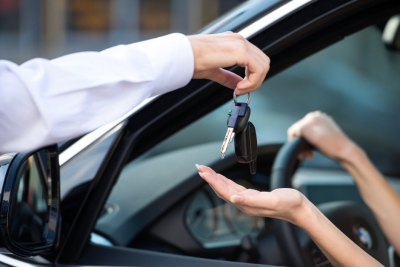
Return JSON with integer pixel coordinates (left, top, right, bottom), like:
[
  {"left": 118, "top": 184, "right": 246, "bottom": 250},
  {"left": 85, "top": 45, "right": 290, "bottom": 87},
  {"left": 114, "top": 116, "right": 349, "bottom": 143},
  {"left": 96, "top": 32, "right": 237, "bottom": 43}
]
[
  {"left": 196, "top": 164, "right": 217, "bottom": 175},
  {"left": 287, "top": 114, "right": 313, "bottom": 140},
  {"left": 206, "top": 68, "right": 244, "bottom": 90},
  {"left": 208, "top": 183, "right": 235, "bottom": 201},
  {"left": 200, "top": 174, "right": 241, "bottom": 202},
  {"left": 234, "top": 67, "right": 250, "bottom": 95},
  {"left": 216, "top": 174, "right": 247, "bottom": 191},
  {"left": 199, "top": 171, "right": 242, "bottom": 196},
  {"left": 201, "top": 171, "right": 247, "bottom": 193},
  {"left": 236, "top": 47, "right": 269, "bottom": 93},
  {"left": 232, "top": 203, "right": 267, "bottom": 217},
  {"left": 236, "top": 60, "right": 264, "bottom": 93},
  {"left": 202, "top": 172, "right": 247, "bottom": 193},
  {"left": 230, "top": 191, "right": 282, "bottom": 216},
  {"left": 231, "top": 189, "right": 260, "bottom": 203},
  {"left": 287, "top": 122, "right": 302, "bottom": 140},
  {"left": 197, "top": 165, "right": 246, "bottom": 192},
  {"left": 239, "top": 42, "right": 270, "bottom": 92}
]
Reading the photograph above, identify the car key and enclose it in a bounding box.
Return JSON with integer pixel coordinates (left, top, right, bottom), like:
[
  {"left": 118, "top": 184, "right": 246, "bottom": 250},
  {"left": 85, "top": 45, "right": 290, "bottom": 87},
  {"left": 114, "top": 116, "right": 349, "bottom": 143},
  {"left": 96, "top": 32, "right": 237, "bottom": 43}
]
[
  {"left": 220, "top": 93, "right": 251, "bottom": 159},
  {"left": 234, "top": 121, "right": 258, "bottom": 174},
  {"left": 220, "top": 103, "right": 250, "bottom": 158}
]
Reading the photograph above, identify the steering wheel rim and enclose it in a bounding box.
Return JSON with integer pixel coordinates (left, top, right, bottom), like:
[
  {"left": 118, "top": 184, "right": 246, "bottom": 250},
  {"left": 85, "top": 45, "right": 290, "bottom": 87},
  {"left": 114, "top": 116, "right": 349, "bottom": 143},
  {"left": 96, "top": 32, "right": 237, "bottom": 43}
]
[
  {"left": 270, "top": 137, "right": 312, "bottom": 267},
  {"left": 270, "top": 137, "right": 391, "bottom": 267}
]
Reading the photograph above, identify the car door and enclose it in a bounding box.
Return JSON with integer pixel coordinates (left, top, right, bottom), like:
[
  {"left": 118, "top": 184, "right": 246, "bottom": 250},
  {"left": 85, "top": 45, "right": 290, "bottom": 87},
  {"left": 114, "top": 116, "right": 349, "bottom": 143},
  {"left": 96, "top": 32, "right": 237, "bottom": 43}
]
[{"left": 53, "top": 0, "right": 400, "bottom": 266}]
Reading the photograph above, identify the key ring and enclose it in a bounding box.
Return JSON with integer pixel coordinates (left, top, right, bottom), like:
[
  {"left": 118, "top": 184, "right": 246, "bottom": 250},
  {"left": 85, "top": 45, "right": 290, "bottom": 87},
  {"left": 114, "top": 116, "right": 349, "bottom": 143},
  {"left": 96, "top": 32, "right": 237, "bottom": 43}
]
[{"left": 233, "top": 92, "right": 251, "bottom": 105}]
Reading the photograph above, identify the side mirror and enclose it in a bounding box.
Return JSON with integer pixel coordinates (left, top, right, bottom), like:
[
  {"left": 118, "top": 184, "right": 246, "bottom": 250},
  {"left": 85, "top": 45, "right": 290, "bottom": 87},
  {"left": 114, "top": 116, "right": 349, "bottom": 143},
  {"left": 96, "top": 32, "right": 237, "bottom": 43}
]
[{"left": 0, "top": 145, "right": 60, "bottom": 257}]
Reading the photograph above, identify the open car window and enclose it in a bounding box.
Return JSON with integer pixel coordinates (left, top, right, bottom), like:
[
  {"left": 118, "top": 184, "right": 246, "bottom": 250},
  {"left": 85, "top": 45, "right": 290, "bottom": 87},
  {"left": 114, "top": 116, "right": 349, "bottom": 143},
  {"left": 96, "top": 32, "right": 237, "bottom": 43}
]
[
  {"left": 143, "top": 26, "right": 400, "bottom": 176},
  {"left": 93, "top": 25, "right": 400, "bottom": 252}
]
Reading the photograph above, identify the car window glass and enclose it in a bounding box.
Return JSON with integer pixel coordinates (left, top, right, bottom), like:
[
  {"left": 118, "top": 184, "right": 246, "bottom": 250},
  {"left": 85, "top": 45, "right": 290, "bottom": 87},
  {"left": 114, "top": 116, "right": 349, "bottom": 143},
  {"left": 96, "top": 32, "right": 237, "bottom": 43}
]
[
  {"left": 60, "top": 129, "right": 119, "bottom": 199},
  {"left": 144, "top": 26, "right": 400, "bottom": 175}
]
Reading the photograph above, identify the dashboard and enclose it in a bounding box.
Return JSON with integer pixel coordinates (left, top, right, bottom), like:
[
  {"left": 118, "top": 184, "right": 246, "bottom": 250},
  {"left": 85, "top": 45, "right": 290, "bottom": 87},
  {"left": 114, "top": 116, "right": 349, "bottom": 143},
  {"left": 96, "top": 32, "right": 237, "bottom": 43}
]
[
  {"left": 93, "top": 141, "right": 400, "bottom": 265},
  {"left": 186, "top": 181, "right": 265, "bottom": 249}
]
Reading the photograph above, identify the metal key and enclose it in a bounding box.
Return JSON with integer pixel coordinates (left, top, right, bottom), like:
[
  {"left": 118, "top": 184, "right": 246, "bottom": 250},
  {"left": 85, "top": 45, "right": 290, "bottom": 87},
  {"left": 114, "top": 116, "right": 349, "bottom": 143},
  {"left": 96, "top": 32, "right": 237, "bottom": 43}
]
[
  {"left": 220, "top": 103, "right": 251, "bottom": 158},
  {"left": 234, "top": 121, "right": 258, "bottom": 174},
  {"left": 220, "top": 93, "right": 251, "bottom": 159}
]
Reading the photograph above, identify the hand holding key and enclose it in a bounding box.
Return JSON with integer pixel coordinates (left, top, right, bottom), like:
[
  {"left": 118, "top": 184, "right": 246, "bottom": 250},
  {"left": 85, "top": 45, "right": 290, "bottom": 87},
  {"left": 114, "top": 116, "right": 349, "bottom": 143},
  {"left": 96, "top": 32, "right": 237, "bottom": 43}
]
[{"left": 188, "top": 32, "right": 270, "bottom": 94}]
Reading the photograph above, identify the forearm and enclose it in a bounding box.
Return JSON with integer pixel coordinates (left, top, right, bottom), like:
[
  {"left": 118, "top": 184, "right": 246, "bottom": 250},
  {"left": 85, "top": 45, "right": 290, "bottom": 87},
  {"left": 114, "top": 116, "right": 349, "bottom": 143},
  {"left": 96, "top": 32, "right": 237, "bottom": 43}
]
[
  {"left": 198, "top": 163, "right": 382, "bottom": 266},
  {"left": 0, "top": 34, "right": 193, "bottom": 153},
  {"left": 297, "top": 199, "right": 383, "bottom": 267},
  {"left": 340, "top": 144, "right": 400, "bottom": 254},
  {"left": 287, "top": 112, "right": 399, "bottom": 263}
]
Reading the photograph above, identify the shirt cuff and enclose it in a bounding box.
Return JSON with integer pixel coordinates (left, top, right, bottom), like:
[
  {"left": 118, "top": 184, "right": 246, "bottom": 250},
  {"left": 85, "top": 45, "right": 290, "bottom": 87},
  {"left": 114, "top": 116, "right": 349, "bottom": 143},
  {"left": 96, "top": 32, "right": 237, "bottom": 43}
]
[{"left": 128, "top": 33, "right": 195, "bottom": 96}]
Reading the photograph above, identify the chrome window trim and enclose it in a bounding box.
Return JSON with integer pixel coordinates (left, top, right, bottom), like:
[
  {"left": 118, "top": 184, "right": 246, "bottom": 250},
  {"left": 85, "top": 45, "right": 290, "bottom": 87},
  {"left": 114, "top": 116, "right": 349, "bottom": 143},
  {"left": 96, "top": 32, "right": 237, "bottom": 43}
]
[
  {"left": 383, "top": 15, "right": 400, "bottom": 44},
  {"left": 238, "top": 0, "right": 315, "bottom": 38},
  {"left": 90, "top": 233, "right": 113, "bottom": 247},
  {"left": 0, "top": 254, "right": 48, "bottom": 267},
  {"left": 58, "top": 0, "right": 314, "bottom": 166},
  {"left": 388, "top": 246, "right": 397, "bottom": 267},
  {"left": 59, "top": 96, "right": 157, "bottom": 166}
]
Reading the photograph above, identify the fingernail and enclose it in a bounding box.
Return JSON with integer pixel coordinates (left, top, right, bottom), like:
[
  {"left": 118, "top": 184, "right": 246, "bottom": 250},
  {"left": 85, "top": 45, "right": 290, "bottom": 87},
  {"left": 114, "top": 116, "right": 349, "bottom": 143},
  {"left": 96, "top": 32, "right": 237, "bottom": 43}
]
[
  {"left": 198, "top": 172, "right": 203, "bottom": 178},
  {"left": 230, "top": 195, "right": 243, "bottom": 204},
  {"left": 195, "top": 164, "right": 200, "bottom": 170}
]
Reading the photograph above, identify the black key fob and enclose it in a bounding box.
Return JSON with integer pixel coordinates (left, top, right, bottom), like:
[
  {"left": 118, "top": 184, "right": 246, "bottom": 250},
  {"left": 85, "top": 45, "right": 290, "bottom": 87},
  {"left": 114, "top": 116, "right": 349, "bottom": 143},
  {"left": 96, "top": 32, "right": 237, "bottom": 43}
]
[
  {"left": 234, "top": 121, "right": 258, "bottom": 174},
  {"left": 227, "top": 103, "right": 251, "bottom": 134}
]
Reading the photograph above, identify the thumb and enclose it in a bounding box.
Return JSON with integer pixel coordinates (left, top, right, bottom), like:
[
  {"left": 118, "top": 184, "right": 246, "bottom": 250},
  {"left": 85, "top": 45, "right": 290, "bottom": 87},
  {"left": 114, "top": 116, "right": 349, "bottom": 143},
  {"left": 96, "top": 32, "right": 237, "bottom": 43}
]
[{"left": 230, "top": 194, "right": 244, "bottom": 204}]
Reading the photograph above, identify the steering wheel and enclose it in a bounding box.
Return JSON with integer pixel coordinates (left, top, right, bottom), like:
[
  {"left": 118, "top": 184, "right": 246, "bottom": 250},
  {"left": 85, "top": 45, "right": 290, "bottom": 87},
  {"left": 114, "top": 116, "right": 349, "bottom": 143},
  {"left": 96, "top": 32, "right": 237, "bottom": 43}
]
[{"left": 270, "top": 137, "right": 391, "bottom": 267}]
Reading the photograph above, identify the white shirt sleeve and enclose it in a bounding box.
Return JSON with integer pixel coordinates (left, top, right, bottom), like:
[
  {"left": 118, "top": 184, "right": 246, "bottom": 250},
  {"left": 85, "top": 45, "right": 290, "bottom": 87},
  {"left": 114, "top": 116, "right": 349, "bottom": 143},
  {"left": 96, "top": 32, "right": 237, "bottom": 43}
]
[{"left": 0, "top": 33, "right": 194, "bottom": 153}]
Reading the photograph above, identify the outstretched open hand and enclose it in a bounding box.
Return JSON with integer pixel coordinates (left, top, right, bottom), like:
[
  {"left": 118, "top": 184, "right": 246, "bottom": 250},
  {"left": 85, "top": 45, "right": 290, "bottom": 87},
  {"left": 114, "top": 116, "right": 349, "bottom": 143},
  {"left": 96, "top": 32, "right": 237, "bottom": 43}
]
[
  {"left": 196, "top": 164, "right": 310, "bottom": 226},
  {"left": 196, "top": 164, "right": 385, "bottom": 267}
]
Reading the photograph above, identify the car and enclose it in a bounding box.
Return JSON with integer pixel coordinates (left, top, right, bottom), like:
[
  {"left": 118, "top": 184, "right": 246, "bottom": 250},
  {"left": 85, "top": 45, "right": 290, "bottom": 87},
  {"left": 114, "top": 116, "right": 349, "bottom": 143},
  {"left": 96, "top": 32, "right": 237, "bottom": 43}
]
[{"left": 0, "top": 0, "right": 400, "bottom": 266}]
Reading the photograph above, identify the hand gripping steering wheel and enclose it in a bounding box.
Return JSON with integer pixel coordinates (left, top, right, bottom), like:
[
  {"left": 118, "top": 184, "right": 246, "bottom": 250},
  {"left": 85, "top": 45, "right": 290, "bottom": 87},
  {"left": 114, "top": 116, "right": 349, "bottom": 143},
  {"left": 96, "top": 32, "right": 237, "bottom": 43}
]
[{"left": 270, "top": 137, "right": 391, "bottom": 267}]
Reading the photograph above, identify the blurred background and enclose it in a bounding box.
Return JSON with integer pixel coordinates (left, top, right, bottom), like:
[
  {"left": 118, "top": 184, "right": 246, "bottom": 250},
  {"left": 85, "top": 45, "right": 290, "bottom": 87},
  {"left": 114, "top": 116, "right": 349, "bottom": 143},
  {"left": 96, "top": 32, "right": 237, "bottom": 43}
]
[{"left": 0, "top": 0, "right": 245, "bottom": 64}]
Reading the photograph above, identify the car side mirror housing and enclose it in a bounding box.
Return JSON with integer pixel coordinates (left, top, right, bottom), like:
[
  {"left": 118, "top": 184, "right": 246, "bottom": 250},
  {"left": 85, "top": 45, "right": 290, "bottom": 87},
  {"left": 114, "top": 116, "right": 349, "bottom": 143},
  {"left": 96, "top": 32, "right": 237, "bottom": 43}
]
[
  {"left": 383, "top": 14, "right": 400, "bottom": 51},
  {"left": 0, "top": 145, "right": 60, "bottom": 257}
]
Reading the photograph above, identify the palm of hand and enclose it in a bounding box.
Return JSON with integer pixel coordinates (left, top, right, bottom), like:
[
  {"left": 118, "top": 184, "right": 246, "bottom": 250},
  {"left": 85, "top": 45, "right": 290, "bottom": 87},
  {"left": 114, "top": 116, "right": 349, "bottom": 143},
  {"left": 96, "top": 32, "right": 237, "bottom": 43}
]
[{"left": 197, "top": 165, "right": 305, "bottom": 224}]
